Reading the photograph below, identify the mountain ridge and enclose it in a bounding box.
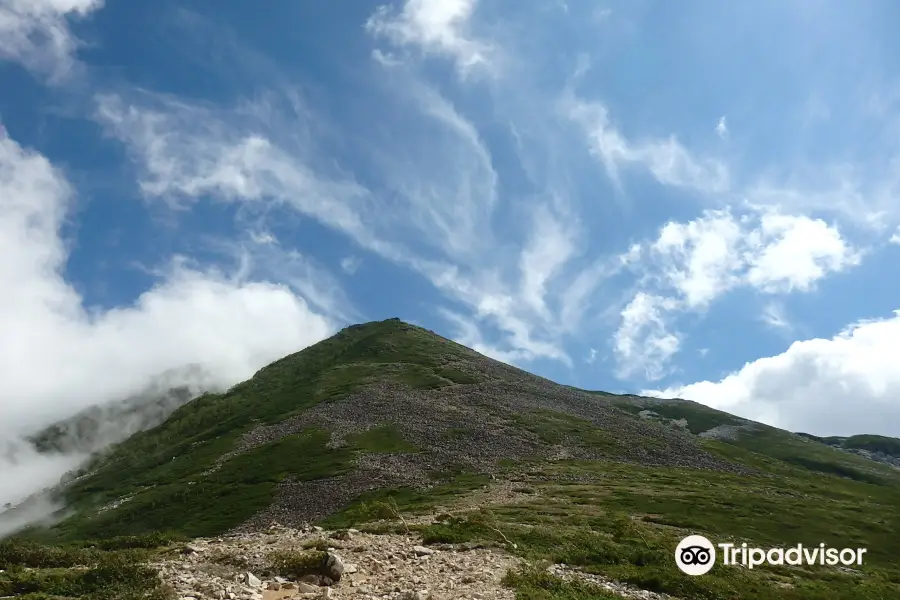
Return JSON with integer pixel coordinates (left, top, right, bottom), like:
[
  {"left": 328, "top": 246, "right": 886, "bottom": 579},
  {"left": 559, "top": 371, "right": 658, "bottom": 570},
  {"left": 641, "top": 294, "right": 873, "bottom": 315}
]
[{"left": 5, "top": 318, "right": 900, "bottom": 599}]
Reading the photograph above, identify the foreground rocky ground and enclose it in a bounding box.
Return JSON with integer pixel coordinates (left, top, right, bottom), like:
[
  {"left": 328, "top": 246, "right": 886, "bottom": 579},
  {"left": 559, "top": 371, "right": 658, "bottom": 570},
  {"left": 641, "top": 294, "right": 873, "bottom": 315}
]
[{"left": 156, "top": 523, "right": 673, "bottom": 600}]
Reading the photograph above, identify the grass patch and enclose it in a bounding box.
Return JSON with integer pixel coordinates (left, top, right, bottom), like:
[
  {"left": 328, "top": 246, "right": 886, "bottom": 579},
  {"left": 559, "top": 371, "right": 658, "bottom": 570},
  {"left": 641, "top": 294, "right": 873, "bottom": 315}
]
[
  {"left": 436, "top": 368, "right": 479, "bottom": 384},
  {"left": 720, "top": 426, "right": 899, "bottom": 487},
  {"left": 512, "top": 410, "right": 620, "bottom": 453},
  {"left": 347, "top": 424, "right": 419, "bottom": 453},
  {"left": 266, "top": 549, "right": 328, "bottom": 579},
  {"left": 610, "top": 399, "right": 743, "bottom": 435},
  {"left": 53, "top": 429, "right": 355, "bottom": 540},
  {"left": 0, "top": 537, "right": 176, "bottom": 600},
  {"left": 456, "top": 456, "right": 900, "bottom": 599},
  {"left": 394, "top": 365, "right": 450, "bottom": 390},
  {"left": 503, "top": 567, "right": 627, "bottom": 600},
  {"left": 320, "top": 471, "right": 490, "bottom": 529}
]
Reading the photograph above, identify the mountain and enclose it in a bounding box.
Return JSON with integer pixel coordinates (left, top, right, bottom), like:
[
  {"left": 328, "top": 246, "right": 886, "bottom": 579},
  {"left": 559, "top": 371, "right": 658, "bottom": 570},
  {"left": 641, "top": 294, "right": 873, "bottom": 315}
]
[
  {"left": 795, "top": 432, "right": 900, "bottom": 468},
  {"left": 26, "top": 363, "right": 217, "bottom": 457},
  {"left": 4, "top": 318, "right": 900, "bottom": 600}
]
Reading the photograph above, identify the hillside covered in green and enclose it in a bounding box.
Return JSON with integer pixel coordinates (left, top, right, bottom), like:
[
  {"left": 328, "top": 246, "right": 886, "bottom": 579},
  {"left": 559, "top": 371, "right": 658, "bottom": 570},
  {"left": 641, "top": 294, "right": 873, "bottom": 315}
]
[{"left": 6, "top": 318, "right": 900, "bottom": 599}]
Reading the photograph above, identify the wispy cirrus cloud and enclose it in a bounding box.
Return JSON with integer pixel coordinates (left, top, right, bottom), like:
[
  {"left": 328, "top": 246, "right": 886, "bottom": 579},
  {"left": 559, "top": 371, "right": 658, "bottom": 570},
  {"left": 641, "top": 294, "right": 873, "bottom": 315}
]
[{"left": 563, "top": 92, "right": 731, "bottom": 196}]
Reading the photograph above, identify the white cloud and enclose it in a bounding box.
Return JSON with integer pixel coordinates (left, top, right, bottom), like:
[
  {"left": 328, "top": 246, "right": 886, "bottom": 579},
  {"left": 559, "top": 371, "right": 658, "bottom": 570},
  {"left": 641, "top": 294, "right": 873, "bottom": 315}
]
[
  {"left": 715, "top": 115, "right": 728, "bottom": 139},
  {"left": 564, "top": 95, "right": 730, "bottom": 195},
  {"left": 646, "top": 311, "right": 900, "bottom": 437},
  {"left": 93, "top": 91, "right": 404, "bottom": 262},
  {"left": 760, "top": 302, "right": 792, "bottom": 332},
  {"left": 613, "top": 208, "right": 860, "bottom": 379},
  {"left": 92, "top": 83, "right": 602, "bottom": 367},
  {"left": 0, "top": 0, "right": 102, "bottom": 80},
  {"left": 519, "top": 203, "right": 579, "bottom": 319},
  {"left": 649, "top": 211, "right": 746, "bottom": 309},
  {"left": 744, "top": 212, "right": 861, "bottom": 293},
  {"left": 208, "top": 231, "right": 360, "bottom": 324},
  {"left": 613, "top": 292, "right": 681, "bottom": 381},
  {"left": 0, "top": 129, "right": 335, "bottom": 523},
  {"left": 437, "top": 308, "right": 531, "bottom": 365},
  {"left": 645, "top": 209, "right": 859, "bottom": 306},
  {"left": 366, "top": 0, "right": 492, "bottom": 76},
  {"left": 341, "top": 256, "right": 362, "bottom": 275}
]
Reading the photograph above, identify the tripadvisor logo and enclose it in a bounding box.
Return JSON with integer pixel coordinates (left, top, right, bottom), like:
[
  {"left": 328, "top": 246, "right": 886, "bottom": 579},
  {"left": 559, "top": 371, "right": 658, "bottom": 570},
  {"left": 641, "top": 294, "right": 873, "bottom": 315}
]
[
  {"left": 675, "top": 535, "right": 868, "bottom": 576},
  {"left": 676, "top": 535, "right": 716, "bottom": 575}
]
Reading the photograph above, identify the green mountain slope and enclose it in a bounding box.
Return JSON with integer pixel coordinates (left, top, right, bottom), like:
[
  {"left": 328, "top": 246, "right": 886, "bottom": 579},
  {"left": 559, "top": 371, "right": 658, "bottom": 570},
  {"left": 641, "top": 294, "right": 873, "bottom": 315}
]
[{"left": 7, "top": 318, "right": 900, "bottom": 599}]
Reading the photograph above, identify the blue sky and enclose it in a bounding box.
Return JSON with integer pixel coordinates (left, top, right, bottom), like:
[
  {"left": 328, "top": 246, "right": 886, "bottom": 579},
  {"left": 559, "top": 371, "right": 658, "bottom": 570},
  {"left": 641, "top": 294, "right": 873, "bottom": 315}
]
[{"left": 4, "top": 0, "right": 900, "bottom": 458}]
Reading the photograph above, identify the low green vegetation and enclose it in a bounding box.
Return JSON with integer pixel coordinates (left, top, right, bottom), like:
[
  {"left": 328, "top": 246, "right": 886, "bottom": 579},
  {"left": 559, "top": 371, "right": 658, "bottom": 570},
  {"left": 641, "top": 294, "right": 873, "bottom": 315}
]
[
  {"left": 511, "top": 410, "right": 621, "bottom": 453},
  {"left": 47, "top": 428, "right": 358, "bottom": 540},
  {"left": 346, "top": 424, "right": 420, "bottom": 453},
  {"left": 320, "top": 471, "right": 491, "bottom": 530},
  {"left": 0, "top": 535, "right": 180, "bottom": 599},
  {"left": 436, "top": 368, "right": 479, "bottom": 384},
  {"left": 503, "top": 567, "right": 625, "bottom": 600},
  {"left": 799, "top": 433, "right": 900, "bottom": 456},
  {"left": 842, "top": 434, "right": 900, "bottom": 455},
  {"left": 722, "top": 426, "right": 900, "bottom": 487},
  {"left": 266, "top": 549, "right": 328, "bottom": 579},
  {"left": 609, "top": 398, "right": 743, "bottom": 435},
  {"left": 423, "top": 455, "right": 900, "bottom": 598}
]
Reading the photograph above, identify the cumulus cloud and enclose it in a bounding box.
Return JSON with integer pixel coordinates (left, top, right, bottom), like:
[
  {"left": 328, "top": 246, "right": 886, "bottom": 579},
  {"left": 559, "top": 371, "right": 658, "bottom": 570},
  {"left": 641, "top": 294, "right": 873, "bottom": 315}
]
[
  {"left": 0, "top": 0, "right": 102, "bottom": 80},
  {"left": 646, "top": 311, "right": 900, "bottom": 437},
  {"left": 612, "top": 208, "right": 860, "bottom": 379},
  {"left": 646, "top": 209, "right": 859, "bottom": 305},
  {"left": 0, "top": 129, "right": 335, "bottom": 526},
  {"left": 744, "top": 211, "right": 861, "bottom": 293}
]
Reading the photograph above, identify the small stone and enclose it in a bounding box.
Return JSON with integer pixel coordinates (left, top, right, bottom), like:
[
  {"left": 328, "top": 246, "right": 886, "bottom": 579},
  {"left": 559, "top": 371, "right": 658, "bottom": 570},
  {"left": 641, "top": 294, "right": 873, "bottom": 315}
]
[
  {"left": 412, "top": 546, "right": 434, "bottom": 556},
  {"left": 246, "top": 573, "right": 262, "bottom": 588},
  {"left": 297, "top": 582, "right": 319, "bottom": 593}
]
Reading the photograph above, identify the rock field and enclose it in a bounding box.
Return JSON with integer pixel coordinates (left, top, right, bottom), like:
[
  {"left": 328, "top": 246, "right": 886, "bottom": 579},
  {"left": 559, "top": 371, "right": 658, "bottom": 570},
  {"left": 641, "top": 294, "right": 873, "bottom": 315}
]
[{"left": 155, "top": 523, "right": 675, "bottom": 600}]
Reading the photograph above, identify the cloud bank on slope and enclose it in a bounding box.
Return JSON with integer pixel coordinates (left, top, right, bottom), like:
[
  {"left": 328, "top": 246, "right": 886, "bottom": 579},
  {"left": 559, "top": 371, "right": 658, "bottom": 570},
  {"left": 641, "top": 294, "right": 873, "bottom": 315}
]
[{"left": 0, "top": 129, "right": 335, "bottom": 523}]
